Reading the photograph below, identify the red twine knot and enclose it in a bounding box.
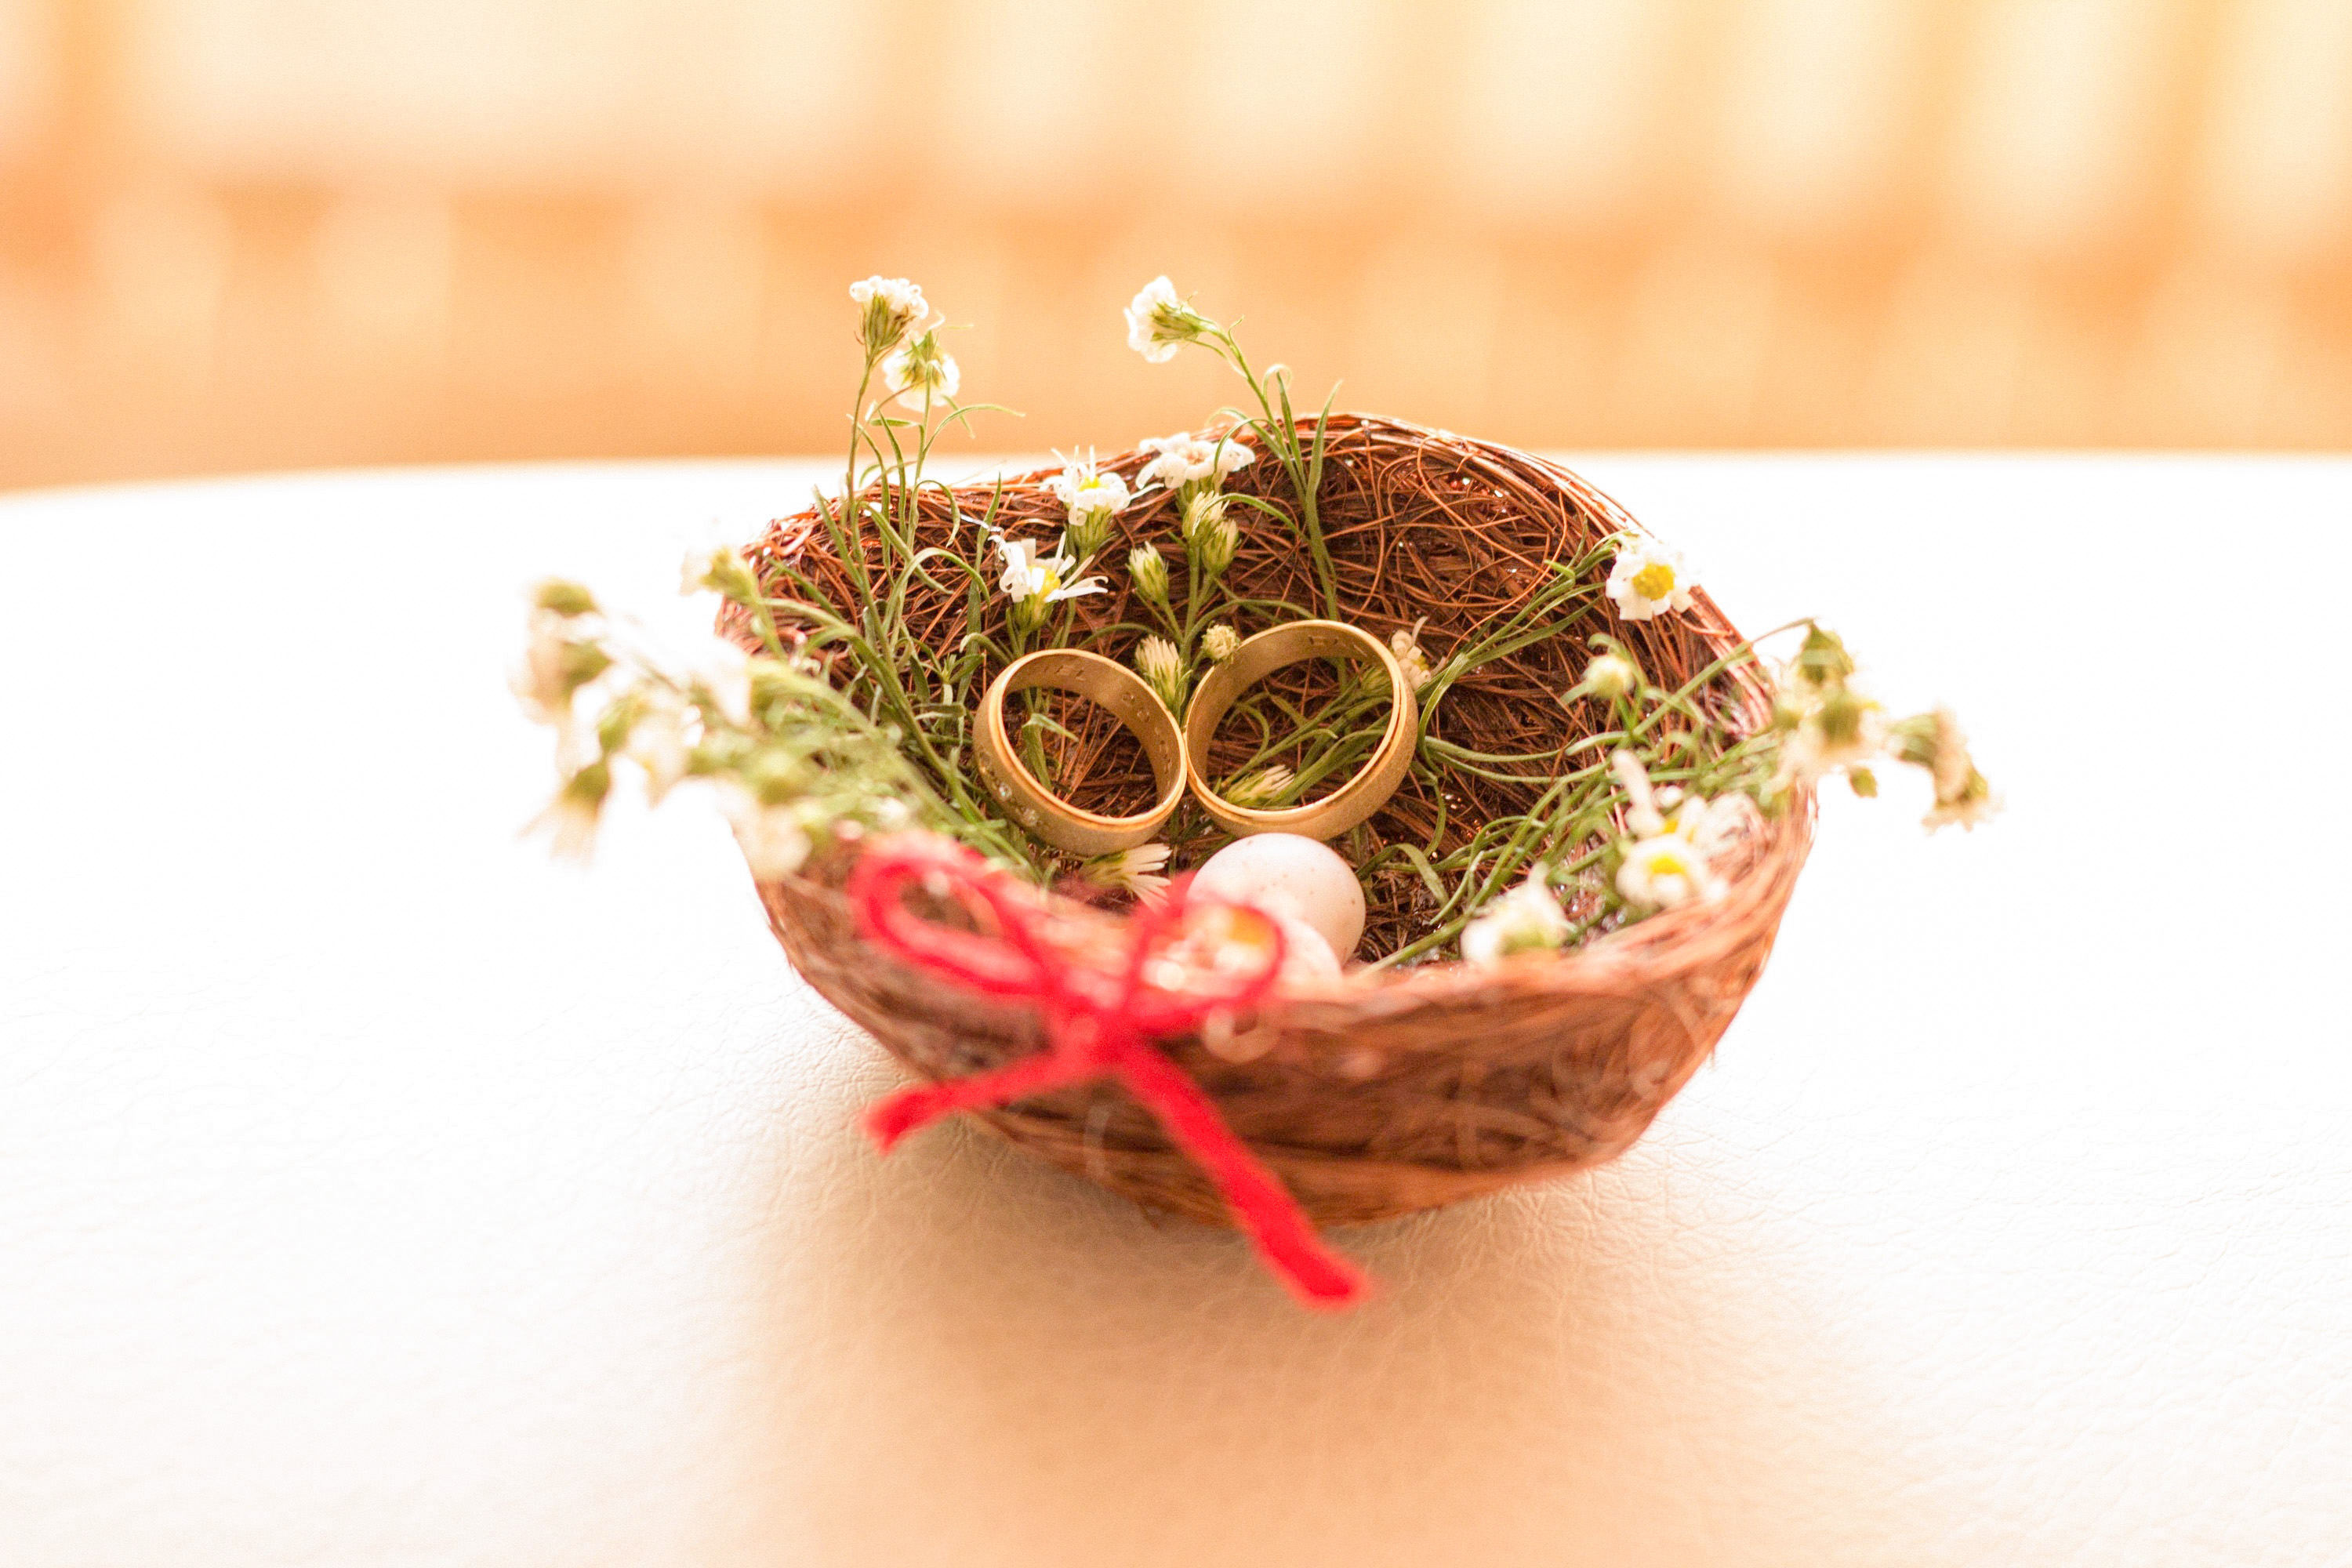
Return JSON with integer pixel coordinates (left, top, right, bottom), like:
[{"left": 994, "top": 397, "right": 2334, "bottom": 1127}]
[{"left": 848, "top": 833, "right": 1368, "bottom": 1308}]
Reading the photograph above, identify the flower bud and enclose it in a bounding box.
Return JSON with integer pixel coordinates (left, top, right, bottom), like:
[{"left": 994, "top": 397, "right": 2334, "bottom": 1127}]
[
  {"left": 1063, "top": 509, "right": 1110, "bottom": 564},
  {"left": 1134, "top": 635, "right": 1187, "bottom": 714},
  {"left": 1584, "top": 651, "right": 1639, "bottom": 701},
  {"left": 534, "top": 579, "right": 597, "bottom": 618},
  {"left": 1203, "top": 623, "right": 1240, "bottom": 662},
  {"left": 1195, "top": 514, "right": 1237, "bottom": 579},
  {"left": 1128, "top": 545, "right": 1171, "bottom": 607}
]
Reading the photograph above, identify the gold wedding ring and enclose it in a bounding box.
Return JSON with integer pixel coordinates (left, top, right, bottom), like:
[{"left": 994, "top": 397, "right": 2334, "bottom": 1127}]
[
  {"left": 976, "top": 650, "right": 1188, "bottom": 855},
  {"left": 1183, "top": 619, "right": 1418, "bottom": 840}
]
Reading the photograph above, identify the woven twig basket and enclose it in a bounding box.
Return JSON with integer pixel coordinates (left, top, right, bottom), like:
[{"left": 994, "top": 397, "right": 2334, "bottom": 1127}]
[{"left": 738, "top": 416, "right": 1813, "bottom": 1227}]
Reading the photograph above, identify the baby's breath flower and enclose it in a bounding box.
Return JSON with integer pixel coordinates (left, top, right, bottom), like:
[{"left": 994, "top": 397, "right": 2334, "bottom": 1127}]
[
  {"left": 1138, "top": 432, "right": 1254, "bottom": 492},
  {"left": 1124, "top": 275, "right": 1214, "bottom": 363},
  {"left": 1616, "top": 832, "right": 1726, "bottom": 911},
  {"left": 1127, "top": 544, "right": 1171, "bottom": 608},
  {"left": 531, "top": 758, "right": 612, "bottom": 862},
  {"left": 1604, "top": 535, "right": 1697, "bottom": 622},
  {"left": 881, "top": 329, "right": 960, "bottom": 410},
  {"left": 998, "top": 537, "right": 1104, "bottom": 632},
  {"left": 1203, "top": 622, "right": 1240, "bottom": 662},
  {"left": 849, "top": 275, "right": 927, "bottom": 354},
  {"left": 1134, "top": 634, "right": 1187, "bottom": 713},
  {"left": 1083, "top": 842, "right": 1172, "bottom": 902},
  {"left": 1461, "top": 872, "right": 1570, "bottom": 964},
  {"left": 721, "top": 785, "right": 813, "bottom": 880},
  {"left": 1582, "top": 650, "right": 1639, "bottom": 701},
  {"left": 1389, "top": 626, "right": 1433, "bottom": 691},
  {"left": 1225, "top": 763, "right": 1294, "bottom": 807}
]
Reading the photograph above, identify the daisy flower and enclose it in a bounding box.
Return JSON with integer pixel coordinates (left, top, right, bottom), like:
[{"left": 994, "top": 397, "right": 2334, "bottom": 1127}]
[
  {"left": 1124, "top": 275, "right": 1212, "bottom": 362},
  {"left": 1616, "top": 832, "right": 1726, "bottom": 912},
  {"left": 849, "top": 275, "right": 927, "bottom": 354},
  {"left": 513, "top": 611, "right": 612, "bottom": 728},
  {"left": 997, "top": 537, "right": 1105, "bottom": 629},
  {"left": 1047, "top": 453, "right": 1132, "bottom": 521},
  {"left": 530, "top": 759, "right": 612, "bottom": 863},
  {"left": 1138, "top": 432, "right": 1254, "bottom": 492},
  {"left": 1389, "top": 626, "right": 1433, "bottom": 691},
  {"left": 1604, "top": 534, "right": 1697, "bottom": 621},
  {"left": 1461, "top": 872, "right": 1571, "bottom": 964},
  {"left": 881, "top": 329, "right": 960, "bottom": 410}
]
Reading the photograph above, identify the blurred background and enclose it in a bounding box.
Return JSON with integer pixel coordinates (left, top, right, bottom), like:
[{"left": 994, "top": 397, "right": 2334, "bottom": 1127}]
[{"left": 2, "top": 0, "right": 2350, "bottom": 491}]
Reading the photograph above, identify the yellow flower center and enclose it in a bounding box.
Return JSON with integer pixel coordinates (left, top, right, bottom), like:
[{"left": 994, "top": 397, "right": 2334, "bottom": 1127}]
[
  {"left": 1644, "top": 847, "right": 1688, "bottom": 877},
  {"left": 1035, "top": 567, "right": 1061, "bottom": 601},
  {"left": 1631, "top": 562, "right": 1676, "bottom": 602}
]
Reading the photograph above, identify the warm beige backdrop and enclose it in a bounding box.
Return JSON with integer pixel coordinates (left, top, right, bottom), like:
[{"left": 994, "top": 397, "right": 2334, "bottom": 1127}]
[{"left": 3, "top": 0, "right": 2350, "bottom": 488}]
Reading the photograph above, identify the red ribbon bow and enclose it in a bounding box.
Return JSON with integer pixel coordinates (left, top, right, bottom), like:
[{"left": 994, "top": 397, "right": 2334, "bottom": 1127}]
[{"left": 848, "top": 834, "right": 1367, "bottom": 1308}]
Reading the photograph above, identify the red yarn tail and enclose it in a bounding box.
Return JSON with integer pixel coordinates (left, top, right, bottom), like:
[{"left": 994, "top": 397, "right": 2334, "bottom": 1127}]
[
  {"left": 864, "top": 1051, "right": 1100, "bottom": 1152},
  {"left": 1112, "top": 1043, "right": 1368, "bottom": 1309}
]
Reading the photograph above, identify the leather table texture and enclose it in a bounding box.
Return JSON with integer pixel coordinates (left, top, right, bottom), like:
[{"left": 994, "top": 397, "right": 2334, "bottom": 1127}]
[{"left": 2, "top": 456, "right": 2347, "bottom": 1566}]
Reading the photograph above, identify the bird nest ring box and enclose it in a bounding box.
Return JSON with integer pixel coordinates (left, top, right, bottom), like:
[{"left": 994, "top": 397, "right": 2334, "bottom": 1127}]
[{"left": 727, "top": 414, "right": 1813, "bottom": 1229}]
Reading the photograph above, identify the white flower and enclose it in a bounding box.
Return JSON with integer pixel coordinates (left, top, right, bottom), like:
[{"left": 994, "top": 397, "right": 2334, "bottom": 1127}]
[
  {"left": 684, "top": 638, "right": 753, "bottom": 728},
  {"left": 1138, "top": 432, "right": 1254, "bottom": 491},
  {"left": 530, "top": 760, "right": 611, "bottom": 863},
  {"left": 1134, "top": 634, "right": 1187, "bottom": 713},
  {"left": 997, "top": 537, "right": 1105, "bottom": 624},
  {"left": 1611, "top": 749, "right": 1668, "bottom": 836},
  {"left": 1616, "top": 832, "right": 1726, "bottom": 911},
  {"left": 1124, "top": 275, "right": 1210, "bottom": 362},
  {"left": 881, "top": 329, "right": 960, "bottom": 409},
  {"left": 1604, "top": 535, "right": 1697, "bottom": 622},
  {"left": 1047, "top": 454, "right": 1131, "bottom": 521},
  {"left": 1461, "top": 872, "right": 1571, "bottom": 964},
  {"left": 626, "top": 699, "right": 691, "bottom": 804},
  {"left": 849, "top": 275, "right": 927, "bottom": 352},
  {"left": 1084, "top": 843, "right": 1172, "bottom": 902},
  {"left": 1225, "top": 764, "right": 1294, "bottom": 807},
  {"left": 1923, "top": 769, "right": 2001, "bottom": 832},
  {"left": 1203, "top": 623, "right": 1240, "bottom": 662},
  {"left": 1775, "top": 685, "right": 1884, "bottom": 786},
  {"left": 720, "top": 786, "right": 813, "bottom": 880},
  {"left": 1582, "top": 651, "right": 1639, "bottom": 701},
  {"left": 1389, "top": 627, "right": 1433, "bottom": 691},
  {"left": 513, "top": 610, "right": 612, "bottom": 728}
]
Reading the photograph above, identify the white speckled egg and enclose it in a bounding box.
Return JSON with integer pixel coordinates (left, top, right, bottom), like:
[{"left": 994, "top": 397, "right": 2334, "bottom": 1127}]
[{"left": 1192, "top": 833, "right": 1367, "bottom": 960}]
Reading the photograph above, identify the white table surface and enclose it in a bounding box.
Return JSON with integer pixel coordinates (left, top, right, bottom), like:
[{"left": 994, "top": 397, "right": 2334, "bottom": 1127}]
[{"left": 2, "top": 455, "right": 2347, "bottom": 1566}]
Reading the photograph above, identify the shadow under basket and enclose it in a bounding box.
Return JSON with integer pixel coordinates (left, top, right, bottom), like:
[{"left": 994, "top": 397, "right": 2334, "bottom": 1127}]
[{"left": 736, "top": 415, "right": 1814, "bottom": 1228}]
